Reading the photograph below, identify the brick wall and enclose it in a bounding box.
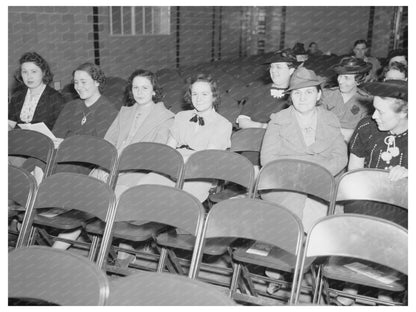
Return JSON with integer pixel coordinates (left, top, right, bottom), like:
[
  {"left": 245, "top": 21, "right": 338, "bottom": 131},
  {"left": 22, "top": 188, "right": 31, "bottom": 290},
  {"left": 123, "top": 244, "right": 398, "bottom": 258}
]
[{"left": 9, "top": 6, "right": 401, "bottom": 95}]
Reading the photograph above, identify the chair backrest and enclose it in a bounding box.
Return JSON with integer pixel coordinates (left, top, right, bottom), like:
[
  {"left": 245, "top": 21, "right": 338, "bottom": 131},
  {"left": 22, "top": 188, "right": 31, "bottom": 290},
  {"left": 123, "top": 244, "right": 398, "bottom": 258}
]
[
  {"left": 330, "top": 168, "right": 408, "bottom": 214},
  {"left": 18, "top": 172, "right": 116, "bottom": 250},
  {"left": 8, "top": 165, "right": 37, "bottom": 210},
  {"left": 117, "top": 142, "right": 184, "bottom": 187},
  {"left": 183, "top": 150, "right": 255, "bottom": 196},
  {"left": 53, "top": 135, "right": 118, "bottom": 186},
  {"left": 295, "top": 214, "right": 408, "bottom": 303},
  {"left": 97, "top": 184, "right": 205, "bottom": 275},
  {"left": 230, "top": 128, "right": 266, "bottom": 153},
  {"left": 107, "top": 271, "right": 236, "bottom": 305},
  {"left": 255, "top": 159, "right": 335, "bottom": 203},
  {"left": 9, "top": 165, "right": 38, "bottom": 248},
  {"left": 8, "top": 129, "right": 55, "bottom": 176},
  {"left": 193, "top": 198, "right": 304, "bottom": 302},
  {"left": 9, "top": 246, "right": 109, "bottom": 305}
]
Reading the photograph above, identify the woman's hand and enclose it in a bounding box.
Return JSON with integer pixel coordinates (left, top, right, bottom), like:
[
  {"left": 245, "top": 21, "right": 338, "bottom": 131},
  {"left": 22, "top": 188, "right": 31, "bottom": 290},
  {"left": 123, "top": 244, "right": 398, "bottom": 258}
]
[{"left": 388, "top": 165, "right": 408, "bottom": 181}]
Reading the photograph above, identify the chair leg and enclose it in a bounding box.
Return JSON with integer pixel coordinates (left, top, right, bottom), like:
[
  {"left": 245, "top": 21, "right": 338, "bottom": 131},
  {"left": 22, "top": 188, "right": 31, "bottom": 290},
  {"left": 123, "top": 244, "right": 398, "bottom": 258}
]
[
  {"left": 157, "top": 247, "right": 168, "bottom": 273},
  {"left": 230, "top": 262, "right": 241, "bottom": 297}
]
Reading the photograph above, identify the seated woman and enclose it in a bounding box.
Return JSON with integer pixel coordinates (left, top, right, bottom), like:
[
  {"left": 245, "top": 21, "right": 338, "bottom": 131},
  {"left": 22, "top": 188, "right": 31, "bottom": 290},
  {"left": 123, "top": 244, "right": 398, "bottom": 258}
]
[
  {"left": 138, "top": 73, "right": 232, "bottom": 202},
  {"left": 339, "top": 79, "right": 407, "bottom": 306},
  {"left": 92, "top": 69, "right": 174, "bottom": 196},
  {"left": 9, "top": 51, "right": 65, "bottom": 131},
  {"left": 46, "top": 63, "right": 118, "bottom": 250},
  {"left": 261, "top": 67, "right": 348, "bottom": 231}
]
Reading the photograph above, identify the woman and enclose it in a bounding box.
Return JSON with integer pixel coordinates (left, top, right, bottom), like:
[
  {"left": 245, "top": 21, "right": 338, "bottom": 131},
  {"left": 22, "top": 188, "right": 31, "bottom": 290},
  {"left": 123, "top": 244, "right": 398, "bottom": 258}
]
[
  {"left": 140, "top": 73, "right": 232, "bottom": 202},
  {"left": 261, "top": 67, "right": 347, "bottom": 230},
  {"left": 93, "top": 69, "right": 174, "bottom": 196},
  {"left": 347, "top": 79, "right": 408, "bottom": 227},
  {"left": 8, "top": 52, "right": 65, "bottom": 131},
  {"left": 48, "top": 62, "right": 118, "bottom": 250}
]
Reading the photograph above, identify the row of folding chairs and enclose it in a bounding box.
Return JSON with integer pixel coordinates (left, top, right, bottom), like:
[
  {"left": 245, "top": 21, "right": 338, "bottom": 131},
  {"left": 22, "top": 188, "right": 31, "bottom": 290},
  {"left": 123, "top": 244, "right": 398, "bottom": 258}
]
[{"left": 9, "top": 130, "right": 408, "bottom": 305}]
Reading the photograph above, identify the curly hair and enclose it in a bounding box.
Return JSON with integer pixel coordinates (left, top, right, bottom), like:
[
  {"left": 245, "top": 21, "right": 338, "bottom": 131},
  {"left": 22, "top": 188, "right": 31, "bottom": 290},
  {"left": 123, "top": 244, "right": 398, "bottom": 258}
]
[
  {"left": 183, "top": 74, "right": 220, "bottom": 110},
  {"left": 124, "top": 69, "right": 164, "bottom": 107},
  {"left": 15, "top": 52, "right": 54, "bottom": 85},
  {"left": 72, "top": 63, "right": 106, "bottom": 93}
]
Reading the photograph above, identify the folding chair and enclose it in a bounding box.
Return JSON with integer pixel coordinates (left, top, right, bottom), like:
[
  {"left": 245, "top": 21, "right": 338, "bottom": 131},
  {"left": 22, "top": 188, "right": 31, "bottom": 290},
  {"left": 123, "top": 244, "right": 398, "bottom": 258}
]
[
  {"left": 107, "top": 271, "right": 236, "bottom": 306},
  {"left": 8, "top": 129, "right": 55, "bottom": 177},
  {"left": 317, "top": 168, "right": 408, "bottom": 305},
  {"left": 18, "top": 172, "right": 117, "bottom": 266},
  {"left": 230, "top": 128, "right": 266, "bottom": 155},
  {"left": 192, "top": 198, "right": 304, "bottom": 305},
  {"left": 96, "top": 184, "right": 205, "bottom": 278},
  {"left": 29, "top": 135, "right": 118, "bottom": 248},
  {"left": 157, "top": 150, "right": 256, "bottom": 285},
  {"left": 9, "top": 246, "right": 109, "bottom": 306},
  {"left": 295, "top": 214, "right": 408, "bottom": 306},
  {"left": 8, "top": 165, "right": 37, "bottom": 249}
]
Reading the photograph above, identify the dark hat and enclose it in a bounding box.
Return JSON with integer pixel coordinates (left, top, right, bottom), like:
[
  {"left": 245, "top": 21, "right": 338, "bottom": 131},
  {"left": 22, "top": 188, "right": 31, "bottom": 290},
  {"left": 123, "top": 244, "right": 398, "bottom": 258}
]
[
  {"left": 361, "top": 80, "right": 408, "bottom": 101},
  {"left": 285, "top": 67, "right": 323, "bottom": 92},
  {"left": 263, "top": 49, "right": 300, "bottom": 65},
  {"left": 332, "top": 56, "right": 372, "bottom": 75}
]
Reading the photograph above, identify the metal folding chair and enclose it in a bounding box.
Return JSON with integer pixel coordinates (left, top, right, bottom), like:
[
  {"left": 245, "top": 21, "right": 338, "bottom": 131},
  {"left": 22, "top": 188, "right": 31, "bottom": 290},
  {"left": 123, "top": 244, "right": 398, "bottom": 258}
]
[
  {"left": 107, "top": 271, "right": 236, "bottom": 306},
  {"left": 8, "top": 129, "right": 55, "bottom": 177},
  {"left": 192, "top": 198, "right": 304, "bottom": 305},
  {"left": 18, "top": 172, "right": 117, "bottom": 266},
  {"left": 8, "top": 165, "right": 37, "bottom": 248},
  {"left": 96, "top": 184, "right": 205, "bottom": 278},
  {"left": 9, "top": 246, "right": 109, "bottom": 305},
  {"left": 295, "top": 214, "right": 408, "bottom": 306},
  {"left": 157, "top": 149, "right": 256, "bottom": 285}
]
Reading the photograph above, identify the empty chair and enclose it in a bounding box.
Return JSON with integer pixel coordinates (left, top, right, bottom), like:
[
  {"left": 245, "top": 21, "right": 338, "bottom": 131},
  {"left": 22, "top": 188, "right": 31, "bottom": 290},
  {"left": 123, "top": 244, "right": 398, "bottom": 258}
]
[
  {"left": 107, "top": 271, "right": 236, "bottom": 306},
  {"left": 96, "top": 184, "right": 205, "bottom": 277},
  {"left": 9, "top": 246, "right": 109, "bottom": 305},
  {"left": 8, "top": 129, "right": 55, "bottom": 177},
  {"left": 192, "top": 198, "right": 304, "bottom": 305},
  {"left": 295, "top": 214, "right": 408, "bottom": 306},
  {"left": 8, "top": 165, "right": 37, "bottom": 248},
  {"left": 230, "top": 128, "right": 266, "bottom": 154},
  {"left": 18, "top": 172, "right": 117, "bottom": 266}
]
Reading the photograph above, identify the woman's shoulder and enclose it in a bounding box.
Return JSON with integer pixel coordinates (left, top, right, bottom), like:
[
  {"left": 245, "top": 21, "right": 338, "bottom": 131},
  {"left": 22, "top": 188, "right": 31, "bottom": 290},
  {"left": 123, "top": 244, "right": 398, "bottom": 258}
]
[
  {"left": 153, "top": 102, "right": 175, "bottom": 117},
  {"left": 269, "top": 106, "right": 293, "bottom": 122}
]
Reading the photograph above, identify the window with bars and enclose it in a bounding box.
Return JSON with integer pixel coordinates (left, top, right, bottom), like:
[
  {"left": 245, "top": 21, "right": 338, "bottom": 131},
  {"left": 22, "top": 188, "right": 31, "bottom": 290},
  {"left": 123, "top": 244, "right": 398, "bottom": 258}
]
[{"left": 110, "top": 6, "right": 170, "bottom": 36}]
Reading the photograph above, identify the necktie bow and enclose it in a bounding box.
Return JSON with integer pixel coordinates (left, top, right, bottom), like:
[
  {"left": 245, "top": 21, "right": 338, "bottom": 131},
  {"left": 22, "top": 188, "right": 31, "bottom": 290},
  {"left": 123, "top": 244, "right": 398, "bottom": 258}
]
[{"left": 189, "top": 114, "right": 205, "bottom": 126}]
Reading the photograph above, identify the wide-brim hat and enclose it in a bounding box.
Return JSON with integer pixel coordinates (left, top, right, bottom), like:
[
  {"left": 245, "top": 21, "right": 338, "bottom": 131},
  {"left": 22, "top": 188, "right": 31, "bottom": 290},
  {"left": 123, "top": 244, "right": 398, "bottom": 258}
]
[
  {"left": 361, "top": 80, "right": 408, "bottom": 101},
  {"left": 262, "top": 49, "right": 300, "bottom": 65},
  {"left": 285, "top": 67, "right": 323, "bottom": 92},
  {"left": 332, "top": 56, "right": 373, "bottom": 75}
]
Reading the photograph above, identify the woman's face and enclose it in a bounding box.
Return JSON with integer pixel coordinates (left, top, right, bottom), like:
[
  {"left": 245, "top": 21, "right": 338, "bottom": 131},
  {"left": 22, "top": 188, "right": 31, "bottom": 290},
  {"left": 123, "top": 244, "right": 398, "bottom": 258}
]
[
  {"left": 21, "top": 62, "right": 44, "bottom": 89},
  {"left": 337, "top": 74, "right": 357, "bottom": 94},
  {"left": 270, "top": 62, "right": 293, "bottom": 87},
  {"left": 372, "top": 96, "right": 407, "bottom": 132},
  {"left": 191, "top": 81, "right": 214, "bottom": 113},
  {"left": 132, "top": 76, "right": 155, "bottom": 105},
  {"left": 73, "top": 70, "right": 100, "bottom": 100},
  {"left": 385, "top": 69, "right": 406, "bottom": 81},
  {"left": 291, "top": 86, "right": 321, "bottom": 114}
]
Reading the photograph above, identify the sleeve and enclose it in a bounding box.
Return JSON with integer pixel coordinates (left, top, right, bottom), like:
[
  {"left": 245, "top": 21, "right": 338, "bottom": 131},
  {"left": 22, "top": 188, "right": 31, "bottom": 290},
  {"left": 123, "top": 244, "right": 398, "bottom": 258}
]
[
  {"left": 260, "top": 113, "right": 283, "bottom": 166},
  {"left": 44, "top": 90, "right": 66, "bottom": 130},
  {"left": 103, "top": 111, "right": 121, "bottom": 146},
  {"left": 95, "top": 100, "right": 118, "bottom": 138},
  {"left": 52, "top": 101, "right": 73, "bottom": 138},
  {"left": 349, "top": 118, "right": 371, "bottom": 158},
  {"left": 239, "top": 97, "right": 256, "bottom": 119},
  {"left": 153, "top": 117, "right": 174, "bottom": 144},
  {"left": 208, "top": 120, "right": 232, "bottom": 150},
  {"left": 8, "top": 92, "right": 21, "bottom": 122}
]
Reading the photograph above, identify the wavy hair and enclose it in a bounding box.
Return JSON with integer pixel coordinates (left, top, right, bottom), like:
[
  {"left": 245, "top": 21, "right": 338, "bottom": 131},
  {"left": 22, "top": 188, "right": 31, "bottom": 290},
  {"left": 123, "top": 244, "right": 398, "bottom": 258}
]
[
  {"left": 124, "top": 69, "right": 164, "bottom": 107},
  {"left": 72, "top": 63, "right": 106, "bottom": 93},
  {"left": 15, "top": 52, "right": 54, "bottom": 85},
  {"left": 184, "top": 74, "right": 220, "bottom": 110}
]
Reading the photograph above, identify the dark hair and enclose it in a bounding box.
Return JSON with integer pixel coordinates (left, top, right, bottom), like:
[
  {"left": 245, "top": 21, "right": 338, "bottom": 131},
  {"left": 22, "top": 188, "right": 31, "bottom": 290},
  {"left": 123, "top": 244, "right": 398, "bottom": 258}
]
[
  {"left": 124, "top": 69, "right": 164, "bottom": 107},
  {"left": 309, "top": 42, "right": 317, "bottom": 48},
  {"left": 353, "top": 39, "right": 368, "bottom": 48},
  {"left": 184, "top": 74, "right": 220, "bottom": 110},
  {"left": 390, "top": 98, "right": 408, "bottom": 117},
  {"left": 15, "top": 52, "right": 53, "bottom": 85},
  {"left": 72, "top": 62, "right": 106, "bottom": 93}
]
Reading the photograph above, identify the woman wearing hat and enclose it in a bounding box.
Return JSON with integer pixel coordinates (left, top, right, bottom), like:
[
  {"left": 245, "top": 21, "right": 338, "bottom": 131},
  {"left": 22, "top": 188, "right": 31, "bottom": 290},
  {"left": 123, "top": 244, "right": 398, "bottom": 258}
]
[
  {"left": 338, "top": 80, "right": 408, "bottom": 305},
  {"left": 261, "top": 67, "right": 347, "bottom": 231},
  {"left": 322, "top": 56, "right": 373, "bottom": 142}
]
